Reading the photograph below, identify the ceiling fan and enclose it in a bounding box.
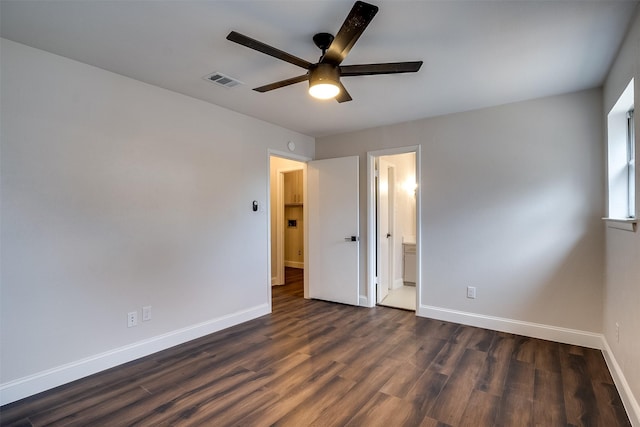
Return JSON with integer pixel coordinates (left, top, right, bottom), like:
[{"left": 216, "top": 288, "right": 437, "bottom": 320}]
[{"left": 226, "top": 1, "right": 423, "bottom": 103}]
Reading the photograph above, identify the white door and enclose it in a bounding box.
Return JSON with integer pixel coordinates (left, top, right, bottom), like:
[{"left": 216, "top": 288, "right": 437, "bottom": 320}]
[
  {"left": 307, "top": 156, "right": 360, "bottom": 306},
  {"left": 377, "top": 159, "right": 394, "bottom": 303}
]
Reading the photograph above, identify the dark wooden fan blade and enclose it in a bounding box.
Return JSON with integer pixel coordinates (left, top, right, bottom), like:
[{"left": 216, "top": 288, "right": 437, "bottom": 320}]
[
  {"left": 322, "top": 1, "right": 378, "bottom": 65},
  {"left": 253, "top": 74, "right": 309, "bottom": 92},
  {"left": 340, "top": 61, "right": 423, "bottom": 76},
  {"left": 227, "top": 31, "right": 312, "bottom": 70},
  {"left": 335, "top": 82, "right": 353, "bottom": 103}
]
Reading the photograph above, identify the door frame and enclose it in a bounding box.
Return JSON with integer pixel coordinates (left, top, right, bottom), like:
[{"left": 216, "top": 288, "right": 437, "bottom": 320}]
[
  {"left": 366, "top": 145, "right": 421, "bottom": 310},
  {"left": 267, "top": 150, "right": 311, "bottom": 312}
]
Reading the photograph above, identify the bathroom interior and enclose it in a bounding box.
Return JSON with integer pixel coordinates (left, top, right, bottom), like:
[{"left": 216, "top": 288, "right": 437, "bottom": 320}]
[{"left": 376, "top": 152, "right": 417, "bottom": 311}]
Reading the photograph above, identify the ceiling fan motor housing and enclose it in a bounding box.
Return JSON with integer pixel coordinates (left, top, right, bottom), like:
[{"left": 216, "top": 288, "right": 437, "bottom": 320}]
[
  {"left": 313, "top": 32, "right": 335, "bottom": 55},
  {"left": 309, "top": 63, "right": 340, "bottom": 86}
]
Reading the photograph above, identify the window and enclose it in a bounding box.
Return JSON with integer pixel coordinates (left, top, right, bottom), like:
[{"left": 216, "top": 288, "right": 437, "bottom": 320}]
[
  {"left": 627, "top": 109, "right": 635, "bottom": 218},
  {"left": 606, "top": 79, "right": 636, "bottom": 230}
]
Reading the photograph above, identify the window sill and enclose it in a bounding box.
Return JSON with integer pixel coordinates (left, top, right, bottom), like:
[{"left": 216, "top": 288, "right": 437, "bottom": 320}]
[{"left": 602, "top": 217, "right": 637, "bottom": 232}]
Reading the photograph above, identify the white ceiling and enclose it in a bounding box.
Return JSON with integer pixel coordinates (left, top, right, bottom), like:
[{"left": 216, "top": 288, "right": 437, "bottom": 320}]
[{"left": 1, "top": 1, "right": 637, "bottom": 137}]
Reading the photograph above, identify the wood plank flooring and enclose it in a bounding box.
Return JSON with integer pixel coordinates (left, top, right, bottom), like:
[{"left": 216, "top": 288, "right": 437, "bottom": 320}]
[{"left": 1, "top": 268, "right": 631, "bottom": 426}]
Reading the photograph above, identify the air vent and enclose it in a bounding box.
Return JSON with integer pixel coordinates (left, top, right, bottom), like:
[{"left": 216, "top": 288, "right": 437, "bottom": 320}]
[{"left": 203, "top": 72, "right": 243, "bottom": 88}]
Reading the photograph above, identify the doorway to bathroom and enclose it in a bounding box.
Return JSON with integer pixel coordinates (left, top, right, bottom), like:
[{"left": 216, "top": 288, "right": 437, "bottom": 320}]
[{"left": 371, "top": 149, "right": 418, "bottom": 311}]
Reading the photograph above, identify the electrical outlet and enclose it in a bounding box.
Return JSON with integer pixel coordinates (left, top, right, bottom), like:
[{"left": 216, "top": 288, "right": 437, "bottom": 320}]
[
  {"left": 127, "top": 311, "right": 138, "bottom": 328},
  {"left": 143, "top": 306, "right": 152, "bottom": 322},
  {"left": 467, "top": 286, "right": 476, "bottom": 299}
]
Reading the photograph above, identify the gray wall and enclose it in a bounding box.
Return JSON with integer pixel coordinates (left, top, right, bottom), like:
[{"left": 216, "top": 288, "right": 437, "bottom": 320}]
[
  {"left": 0, "top": 39, "right": 314, "bottom": 402},
  {"left": 602, "top": 9, "right": 640, "bottom": 420},
  {"left": 317, "top": 88, "right": 605, "bottom": 333}
]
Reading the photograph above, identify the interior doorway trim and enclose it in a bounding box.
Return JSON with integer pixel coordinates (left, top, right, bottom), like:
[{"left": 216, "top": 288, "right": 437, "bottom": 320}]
[
  {"left": 267, "top": 149, "right": 311, "bottom": 313},
  {"left": 366, "top": 145, "right": 421, "bottom": 311}
]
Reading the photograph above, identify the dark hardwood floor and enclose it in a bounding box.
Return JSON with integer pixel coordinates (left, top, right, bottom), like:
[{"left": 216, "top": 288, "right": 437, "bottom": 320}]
[{"left": 1, "top": 268, "right": 631, "bottom": 426}]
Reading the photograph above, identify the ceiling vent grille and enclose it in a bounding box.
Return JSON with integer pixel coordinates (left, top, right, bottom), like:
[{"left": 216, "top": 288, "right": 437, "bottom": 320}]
[{"left": 203, "top": 72, "right": 243, "bottom": 88}]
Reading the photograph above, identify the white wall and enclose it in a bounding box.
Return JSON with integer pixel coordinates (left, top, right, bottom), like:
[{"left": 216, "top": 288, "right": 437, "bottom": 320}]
[
  {"left": 317, "top": 88, "right": 605, "bottom": 335},
  {"left": 602, "top": 9, "right": 640, "bottom": 424},
  {"left": 0, "top": 39, "right": 314, "bottom": 403}
]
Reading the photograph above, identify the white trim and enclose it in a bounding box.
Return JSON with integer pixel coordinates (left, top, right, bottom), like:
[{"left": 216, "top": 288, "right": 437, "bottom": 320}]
[
  {"left": 419, "top": 303, "right": 639, "bottom": 425},
  {"left": 418, "top": 305, "right": 603, "bottom": 349},
  {"left": 366, "top": 154, "right": 377, "bottom": 307},
  {"left": 415, "top": 145, "right": 422, "bottom": 315},
  {"left": 303, "top": 166, "right": 309, "bottom": 300},
  {"left": 268, "top": 149, "right": 312, "bottom": 164},
  {"left": 0, "top": 303, "right": 269, "bottom": 406},
  {"left": 284, "top": 261, "right": 304, "bottom": 269},
  {"left": 359, "top": 295, "right": 369, "bottom": 306},
  {"left": 392, "top": 278, "right": 405, "bottom": 290},
  {"left": 603, "top": 217, "right": 637, "bottom": 232},
  {"left": 601, "top": 338, "right": 640, "bottom": 426}
]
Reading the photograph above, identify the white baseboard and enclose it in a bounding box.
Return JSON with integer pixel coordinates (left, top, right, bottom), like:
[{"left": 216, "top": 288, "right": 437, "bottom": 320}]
[
  {"left": 359, "top": 295, "right": 371, "bottom": 307},
  {"left": 418, "top": 305, "right": 603, "bottom": 349},
  {"left": 601, "top": 338, "right": 640, "bottom": 426},
  {"left": 284, "top": 261, "right": 304, "bottom": 269},
  {"left": 419, "top": 305, "right": 639, "bottom": 425},
  {"left": 5, "top": 302, "right": 637, "bottom": 426},
  {"left": 0, "top": 303, "right": 270, "bottom": 406}
]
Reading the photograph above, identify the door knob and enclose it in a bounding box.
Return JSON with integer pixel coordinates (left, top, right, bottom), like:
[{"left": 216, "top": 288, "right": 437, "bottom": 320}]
[
  {"left": 386, "top": 233, "right": 392, "bottom": 238},
  {"left": 344, "top": 236, "right": 359, "bottom": 242}
]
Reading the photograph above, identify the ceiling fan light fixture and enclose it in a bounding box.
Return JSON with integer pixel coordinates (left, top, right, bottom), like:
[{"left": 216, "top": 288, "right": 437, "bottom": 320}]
[
  {"left": 308, "top": 64, "right": 340, "bottom": 100},
  {"left": 309, "top": 83, "right": 340, "bottom": 100}
]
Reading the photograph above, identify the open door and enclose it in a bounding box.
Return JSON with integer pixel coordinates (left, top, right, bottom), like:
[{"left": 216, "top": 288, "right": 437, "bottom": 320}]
[
  {"left": 376, "top": 158, "right": 394, "bottom": 303},
  {"left": 307, "top": 156, "right": 360, "bottom": 306}
]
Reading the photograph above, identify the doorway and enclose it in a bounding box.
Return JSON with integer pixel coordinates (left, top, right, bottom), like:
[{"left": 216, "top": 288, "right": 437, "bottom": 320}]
[
  {"left": 271, "top": 151, "right": 409, "bottom": 310},
  {"left": 269, "top": 155, "right": 306, "bottom": 296},
  {"left": 369, "top": 149, "right": 418, "bottom": 311},
  {"left": 269, "top": 152, "right": 361, "bottom": 309}
]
